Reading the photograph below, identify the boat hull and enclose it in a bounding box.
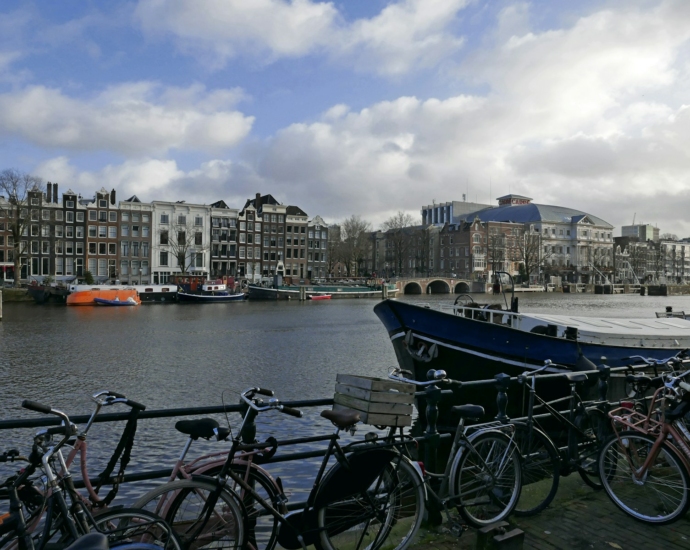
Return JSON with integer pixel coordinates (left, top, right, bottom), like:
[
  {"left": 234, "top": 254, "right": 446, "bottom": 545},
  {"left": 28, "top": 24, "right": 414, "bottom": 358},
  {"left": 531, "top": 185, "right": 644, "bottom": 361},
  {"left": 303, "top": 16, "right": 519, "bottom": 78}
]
[
  {"left": 373, "top": 299, "right": 687, "bottom": 422},
  {"left": 94, "top": 297, "right": 139, "bottom": 306},
  {"left": 67, "top": 289, "right": 140, "bottom": 306},
  {"left": 247, "top": 284, "right": 396, "bottom": 300},
  {"left": 177, "top": 292, "right": 246, "bottom": 303}
]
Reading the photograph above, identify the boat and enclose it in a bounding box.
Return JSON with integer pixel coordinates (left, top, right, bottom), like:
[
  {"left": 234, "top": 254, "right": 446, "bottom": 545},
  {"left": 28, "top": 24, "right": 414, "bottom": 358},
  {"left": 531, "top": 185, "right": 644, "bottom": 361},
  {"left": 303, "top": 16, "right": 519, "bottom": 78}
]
[
  {"left": 309, "top": 294, "right": 332, "bottom": 300},
  {"left": 247, "top": 280, "right": 398, "bottom": 300},
  {"left": 69, "top": 284, "right": 177, "bottom": 303},
  {"left": 373, "top": 274, "right": 690, "bottom": 419},
  {"left": 94, "top": 296, "right": 140, "bottom": 306},
  {"left": 67, "top": 289, "right": 140, "bottom": 306},
  {"left": 27, "top": 283, "right": 70, "bottom": 304},
  {"left": 177, "top": 280, "right": 247, "bottom": 303}
]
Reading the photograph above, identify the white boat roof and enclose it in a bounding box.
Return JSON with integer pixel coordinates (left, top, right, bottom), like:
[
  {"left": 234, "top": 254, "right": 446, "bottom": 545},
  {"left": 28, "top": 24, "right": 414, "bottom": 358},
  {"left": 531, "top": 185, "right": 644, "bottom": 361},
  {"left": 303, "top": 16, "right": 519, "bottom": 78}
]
[{"left": 524, "top": 313, "right": 690, "bottom": 337}]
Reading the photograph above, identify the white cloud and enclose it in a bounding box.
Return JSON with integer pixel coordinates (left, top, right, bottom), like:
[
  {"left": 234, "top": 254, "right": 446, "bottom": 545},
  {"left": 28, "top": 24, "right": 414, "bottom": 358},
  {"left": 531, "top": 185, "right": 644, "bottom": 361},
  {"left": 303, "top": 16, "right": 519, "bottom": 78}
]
[
  {"left": 0, "top": 83, "right": 254, "bottom": 156},
  {"left": 134, "top": 0, "right": 468, "bottom": 75}
]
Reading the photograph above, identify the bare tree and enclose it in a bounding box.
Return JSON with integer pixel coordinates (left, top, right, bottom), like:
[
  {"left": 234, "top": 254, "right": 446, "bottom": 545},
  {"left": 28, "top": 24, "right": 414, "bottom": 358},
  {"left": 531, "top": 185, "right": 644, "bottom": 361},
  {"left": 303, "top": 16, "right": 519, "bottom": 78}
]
[
  {"left": 0, "top": 169, "right": 44, "bottom": 287},
  {"left": 660, "top": 233, "right": 678, "bottom": 241},
  {"left": 487, "top": 233, "right": 506, "bottom": 277},
  {"left": 412, "top": 226, "right": 434, "bottom": 276},
  {"left": 326, "top": 224, "right": 342, "bottom": 277},
  {"left": 382, "top": 212, "right": 416, "bottom": 277},
  {"left": 341, "top": 215, "right": 372, "bottom": 276},
  {"left": 158, "top": 220, "right": 209, "bottom": 275},
  {"left": 516, "top": 229, "right": 541, "bottom": 283}
]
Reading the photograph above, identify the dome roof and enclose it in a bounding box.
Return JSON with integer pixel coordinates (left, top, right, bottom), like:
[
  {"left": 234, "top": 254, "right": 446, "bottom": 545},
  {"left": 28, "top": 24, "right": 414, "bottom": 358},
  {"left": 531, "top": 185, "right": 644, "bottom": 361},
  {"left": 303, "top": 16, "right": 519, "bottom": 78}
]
[{"left": 463, "top": 203, "right": 613, "bottom": 229}]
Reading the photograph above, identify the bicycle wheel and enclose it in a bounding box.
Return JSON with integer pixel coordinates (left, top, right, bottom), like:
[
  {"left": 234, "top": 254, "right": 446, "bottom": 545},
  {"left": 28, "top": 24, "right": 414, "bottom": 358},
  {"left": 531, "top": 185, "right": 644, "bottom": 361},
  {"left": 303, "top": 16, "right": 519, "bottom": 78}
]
[
  {"left": 133, "top": 479, "right": 244, "bottom": 549},
  {"left": 598, "top": 431, "right": 690, "bottom": 524},
  {"left": 221, "top": 464, "right": 282, "bottom": 550},
  {"left": 91, "top": 508, "right": 183, "bottom": 550},
  {"left": 574, "top": 409, "right": 611, "bottom": 490},
  {"left": 512, "top": 424, "right": 560, "bottom": 516},
  {"left": 316, "top": 456, "right": 424, "bottom": 550},
  {"left": 454, "top": 431, "right": 522, "bottom": 528}
]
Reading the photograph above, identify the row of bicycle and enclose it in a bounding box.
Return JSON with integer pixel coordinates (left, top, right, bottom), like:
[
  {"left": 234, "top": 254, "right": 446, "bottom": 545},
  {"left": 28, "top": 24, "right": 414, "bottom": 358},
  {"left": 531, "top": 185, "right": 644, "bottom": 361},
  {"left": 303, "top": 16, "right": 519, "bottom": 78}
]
[{"left": 2, "top": 354, "right": 690, "bottom": 550}]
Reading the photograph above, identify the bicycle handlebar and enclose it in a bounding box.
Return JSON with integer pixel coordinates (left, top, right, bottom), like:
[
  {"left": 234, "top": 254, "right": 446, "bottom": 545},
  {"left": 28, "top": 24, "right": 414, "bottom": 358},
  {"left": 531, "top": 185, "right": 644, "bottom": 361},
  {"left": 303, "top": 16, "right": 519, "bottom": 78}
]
[
  {"left": 240, "top": 388, "right": 303, "bottom": 417},
  {"left": 388, "top": 366, "right": 455, "bottom": 386},
  {"left": 22, "top": 400, "right": 51, "bottom": 414},
  {"left": 91, "top": 391, "right": 147, "bottom": 410}
]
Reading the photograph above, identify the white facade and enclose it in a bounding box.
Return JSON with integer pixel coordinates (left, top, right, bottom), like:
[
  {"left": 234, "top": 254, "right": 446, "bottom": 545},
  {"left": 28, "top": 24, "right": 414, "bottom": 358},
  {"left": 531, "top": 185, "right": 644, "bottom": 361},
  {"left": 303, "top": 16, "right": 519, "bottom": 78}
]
[{"left": 151, "top": 201, "right": 211, "bottom": 283}]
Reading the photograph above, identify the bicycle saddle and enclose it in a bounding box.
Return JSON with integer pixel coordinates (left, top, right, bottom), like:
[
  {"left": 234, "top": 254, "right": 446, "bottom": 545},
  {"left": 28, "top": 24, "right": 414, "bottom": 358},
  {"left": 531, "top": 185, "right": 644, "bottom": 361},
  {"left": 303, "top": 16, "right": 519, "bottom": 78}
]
[
  {"left": 65, "top": 534, "right": 108, "bottom": 550},
  {"left": 321, "top": 408, "right": 360, "bottom": 429},
  {"left": 563, "top": 372, "right": 588, "bottom": 383},
  {"left": 451, "top": 405, "right": 485, "bottom": 420},
  {"left": 175, "top": 418, "right": 226, "bottom": 440}
]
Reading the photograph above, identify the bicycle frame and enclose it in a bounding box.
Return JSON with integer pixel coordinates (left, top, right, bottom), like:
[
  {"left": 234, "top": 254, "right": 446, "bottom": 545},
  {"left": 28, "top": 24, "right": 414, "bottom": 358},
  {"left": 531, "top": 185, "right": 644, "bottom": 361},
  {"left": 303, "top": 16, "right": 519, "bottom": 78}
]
[{"left": 610, "top": 385, "right": 690, "bottom": 475}]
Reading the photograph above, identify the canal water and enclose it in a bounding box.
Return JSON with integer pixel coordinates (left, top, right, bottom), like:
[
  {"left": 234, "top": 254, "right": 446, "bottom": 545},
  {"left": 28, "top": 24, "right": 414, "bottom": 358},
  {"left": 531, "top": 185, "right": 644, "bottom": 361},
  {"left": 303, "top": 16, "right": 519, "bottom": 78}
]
[{"left": 1, "top": 292, "right": 690, "bottom": 502}]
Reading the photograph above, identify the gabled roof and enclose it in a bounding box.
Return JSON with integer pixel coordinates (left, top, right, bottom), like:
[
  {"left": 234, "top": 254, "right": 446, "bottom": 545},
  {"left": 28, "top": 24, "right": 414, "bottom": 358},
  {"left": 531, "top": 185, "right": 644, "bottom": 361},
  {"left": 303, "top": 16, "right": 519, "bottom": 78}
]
[
  {"left": 286, "top": 205, "right": 307, "bottom": 216},
  {"left": 211, "top": 199, "right": 229, "bottom": 209},
  {"left": 244, "top": 194, "right": 281, "bottom": 209},
  {"left": 65, "top": 189, "right": 76, "bottom": 196},
  {"left": 124, "top": 195, "right": 141, "bottom": 202}
]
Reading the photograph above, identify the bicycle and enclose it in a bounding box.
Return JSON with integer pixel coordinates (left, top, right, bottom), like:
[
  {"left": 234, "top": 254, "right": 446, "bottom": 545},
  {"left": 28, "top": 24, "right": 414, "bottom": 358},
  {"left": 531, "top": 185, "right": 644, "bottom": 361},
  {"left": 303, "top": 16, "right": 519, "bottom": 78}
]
[
  {"left": 509, "top": 360, "right": 613, "bottom": 516},
  {"left": 0, "top": 400, "right": 181, "bottom": 550},
  {"left": 387, "top": 367, "right": 522, "bottom": 531},
  {"left": 133, "top": 415, "right": 282, "bottom": 550},
  {"left": 133, "top": 386, "right": 426, "bottom": 550},
  {"left": 599, "top": 367, "right": 690, "bottom": 524}
]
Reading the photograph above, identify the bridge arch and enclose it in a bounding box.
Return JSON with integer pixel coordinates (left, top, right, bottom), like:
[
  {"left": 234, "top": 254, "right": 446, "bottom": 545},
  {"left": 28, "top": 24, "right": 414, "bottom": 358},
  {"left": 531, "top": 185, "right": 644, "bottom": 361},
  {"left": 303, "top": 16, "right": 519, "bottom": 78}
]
[
  {"left": 403, "top": 281, "right": 423, "bottom": 294},
  {"left": 427, "top": 280, "right": 451, "bottom": 294},
  {"left": 454, "top": 281, "right": 471, "bottom": 293}
]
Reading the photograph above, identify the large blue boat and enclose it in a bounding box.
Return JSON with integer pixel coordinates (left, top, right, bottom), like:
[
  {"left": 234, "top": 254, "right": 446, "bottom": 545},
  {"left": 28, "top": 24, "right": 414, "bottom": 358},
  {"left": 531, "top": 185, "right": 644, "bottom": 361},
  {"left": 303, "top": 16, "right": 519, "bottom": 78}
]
[{"left": 373, "top": 297, "right": 690, "bottom": 418}]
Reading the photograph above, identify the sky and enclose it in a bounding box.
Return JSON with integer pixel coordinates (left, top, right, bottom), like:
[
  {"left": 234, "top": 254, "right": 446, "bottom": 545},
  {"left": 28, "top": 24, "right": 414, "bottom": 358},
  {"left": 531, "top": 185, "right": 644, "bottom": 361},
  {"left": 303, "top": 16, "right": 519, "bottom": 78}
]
[{"left": 1, "top": 0, "right": 690, "bottom": 235}]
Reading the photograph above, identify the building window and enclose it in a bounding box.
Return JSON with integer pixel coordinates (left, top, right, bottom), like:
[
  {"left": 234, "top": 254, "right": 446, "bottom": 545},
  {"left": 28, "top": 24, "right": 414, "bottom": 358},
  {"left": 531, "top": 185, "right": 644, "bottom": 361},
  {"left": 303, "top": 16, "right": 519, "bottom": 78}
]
[
  {"left": 76, "top": 226, "right": 84, "bottom": 238},
  {"left": 88, "top": 225, "right": 97, "bottom": 238},
  {"left": 99, "top": 199, "right": 107, "bottom": 208},
  {"left": 142, "top": 226, "right": 149, "bottom": 237},
  {"left": 178, "top": 215, "right": 186, "bottom": 225},
  {"left": 66, "top": 226, "right": 74, "bottom": 238},
  {"left": 160, "top": 230, "right": 168, "bottom": 245},
  {"left": 42, "top": 241, "right": 50, "bottom": 254},
  {"left": 89, "top": 211, "right": 97, "bottom": 221},
  {"left": 99, "top": 211, "right": 107, "bottom": 222},
  {"left": 122, "top": 212, "right": 130, "bottom": 222},
  {"left": 195, "top": 252, "right": 203, "bottom": 267},
  {"left": 160, "top": 214, "right": 169, "bottom": 224},
  {"left": 42, "top": 210, "right": 50, "bottom": 220},
  {"left": 55, "top": 257, "right": 63, "bottom": 275},
  {"left": 65, "top": 242, "right": 74, "bottom": 255},
  {"left": 76, "top": 212, "right": 84, "bottom": 222},
  {"left": 55, "top": 226, "right": 64, "bottom": 238},
  {"left": 132, "top": 225, "right": 139, "bottom": 237},
  {"left": 88, "top": 242, "right": 97, "bottom": 255},
  {"left": 76, "top": 242, "right": 83, "bottom": 255},
  {"left": 108, "top": 226, "right": 117, "bottom": 238},
  {"left": 108, "top": 243, "right": 117, "bottom": 255},
  {"left": 122, "top": 225, "right": 129, "bottom": 237},
  {"left": 98, "top": 226, "right": 107, "bottom": 238},
  {"left": 195, "top": 216, "right": 203, "bottom": 226},
  {"left": 66, "top": 211, "right": 74, "bottom": 223},
  {"left": 159, "top": 251, "right": 168, "bottom": 266},
  {"left": 195, "top": 232, "right": 202, "bottom": 245},
  {"left": 99, "top": 243, "right": 107, "bottom": 255}
]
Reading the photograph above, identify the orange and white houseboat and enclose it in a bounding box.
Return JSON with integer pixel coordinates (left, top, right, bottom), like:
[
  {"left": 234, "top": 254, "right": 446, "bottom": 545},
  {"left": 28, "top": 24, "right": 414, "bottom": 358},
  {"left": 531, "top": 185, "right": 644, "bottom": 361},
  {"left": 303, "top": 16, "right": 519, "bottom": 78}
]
[{"left": 66, "top": 289, "right": 141, "bottom": 306}]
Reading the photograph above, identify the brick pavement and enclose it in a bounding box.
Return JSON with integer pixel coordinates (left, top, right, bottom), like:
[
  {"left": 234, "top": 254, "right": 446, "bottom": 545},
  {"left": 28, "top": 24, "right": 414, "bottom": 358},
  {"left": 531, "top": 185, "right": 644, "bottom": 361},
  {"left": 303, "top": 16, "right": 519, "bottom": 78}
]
[{"left": 410, "top": 477, "right": 690, "bottom": 550}]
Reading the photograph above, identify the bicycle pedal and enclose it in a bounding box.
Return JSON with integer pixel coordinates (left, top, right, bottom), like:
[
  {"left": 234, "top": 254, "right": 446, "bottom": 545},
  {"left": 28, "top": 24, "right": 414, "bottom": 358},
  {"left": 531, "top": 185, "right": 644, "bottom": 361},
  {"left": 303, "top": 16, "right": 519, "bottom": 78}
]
[{"left": 449, "top": 522, "right": 466, "bottom": 538}]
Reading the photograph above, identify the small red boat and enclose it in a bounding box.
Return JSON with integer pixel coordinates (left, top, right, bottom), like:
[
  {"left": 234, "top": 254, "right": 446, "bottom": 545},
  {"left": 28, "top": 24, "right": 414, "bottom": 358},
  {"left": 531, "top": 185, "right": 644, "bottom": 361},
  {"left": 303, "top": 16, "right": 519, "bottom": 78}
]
[{"left": 309, "top": 294, "right": 332, "bottom": 300}]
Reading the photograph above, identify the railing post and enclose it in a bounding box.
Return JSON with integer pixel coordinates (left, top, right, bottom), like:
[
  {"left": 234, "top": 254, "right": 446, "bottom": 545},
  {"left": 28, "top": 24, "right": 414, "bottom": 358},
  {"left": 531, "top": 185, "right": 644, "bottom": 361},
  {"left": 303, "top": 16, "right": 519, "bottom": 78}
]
[
  {"left": 423, "top": 369, "right": 443, "bottom": 473},
  {"left": 598, "top": 357, "right": 610, "bottom": 402},
  {"left": 494, "top": 373, "right": 511, "bottom": 423}
]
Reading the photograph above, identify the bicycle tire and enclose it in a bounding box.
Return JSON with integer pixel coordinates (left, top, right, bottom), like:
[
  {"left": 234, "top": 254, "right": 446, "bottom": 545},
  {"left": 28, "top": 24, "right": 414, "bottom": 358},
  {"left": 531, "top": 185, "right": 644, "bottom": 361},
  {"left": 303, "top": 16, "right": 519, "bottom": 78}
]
[
  {"left": 512, "top": 423, "right": 560, "bottom": 516},
  {"left": 574, "top": 408, "right": 610, "bottom": 490},
  {"left": 91, "top": 508, "right": 183, "bottom": 550},
  {"left": 316, "top": 456, "right": 425, "bottom": 550},
  {"left": 133, "top": 479, "right": 245, "bottom": 550},
  {"left": 598, "top": 431, "right": 690, "bottom": 525},
  {"left": 453, "top": 431, "right": 522, "bottom": 528},
  {"left": 203, "top": 463, "right": 282, "bottom": 550}
]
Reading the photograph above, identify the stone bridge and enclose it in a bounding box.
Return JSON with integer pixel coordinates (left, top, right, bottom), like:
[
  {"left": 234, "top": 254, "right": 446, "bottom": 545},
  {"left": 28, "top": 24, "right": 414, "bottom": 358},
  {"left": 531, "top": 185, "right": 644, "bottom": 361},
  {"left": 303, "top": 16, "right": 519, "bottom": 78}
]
[{"left": 393, "top": 277, "right": 474, "bottom": 295}]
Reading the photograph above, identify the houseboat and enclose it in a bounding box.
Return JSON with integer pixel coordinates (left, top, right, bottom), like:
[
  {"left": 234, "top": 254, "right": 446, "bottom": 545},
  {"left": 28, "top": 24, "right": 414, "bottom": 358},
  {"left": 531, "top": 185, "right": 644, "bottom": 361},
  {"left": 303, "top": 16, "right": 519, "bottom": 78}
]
[
  {"left": 69, "top": 284, "right": 177, "bottom": 303},
  {"left": 177, "top": 279, "right": 246, "bottom": 303},
  {"left": 67, "top": 288, "right": 140, "bottom": 306}
]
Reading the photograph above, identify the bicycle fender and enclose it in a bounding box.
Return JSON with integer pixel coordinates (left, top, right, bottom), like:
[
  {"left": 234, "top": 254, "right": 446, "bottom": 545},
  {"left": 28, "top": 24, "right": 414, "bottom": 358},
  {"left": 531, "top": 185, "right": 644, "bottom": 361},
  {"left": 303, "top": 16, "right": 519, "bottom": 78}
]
[{"left": 313, "top": 448, "right": 398, "bottom": 509}]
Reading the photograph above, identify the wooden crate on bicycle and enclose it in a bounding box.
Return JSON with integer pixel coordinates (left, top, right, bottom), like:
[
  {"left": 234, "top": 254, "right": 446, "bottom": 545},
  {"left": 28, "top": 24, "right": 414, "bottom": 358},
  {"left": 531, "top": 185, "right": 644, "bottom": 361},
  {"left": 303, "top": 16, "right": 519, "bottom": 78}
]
[{"left": 333, "top": 374, "right": 415, "bottom": 427}]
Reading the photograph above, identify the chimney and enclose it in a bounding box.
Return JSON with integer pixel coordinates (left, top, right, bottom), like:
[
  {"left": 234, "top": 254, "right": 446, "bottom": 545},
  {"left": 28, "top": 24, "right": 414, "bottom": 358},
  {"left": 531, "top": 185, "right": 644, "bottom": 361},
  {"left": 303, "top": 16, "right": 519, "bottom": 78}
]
[
  {"left": 53, "top": 182, "right": 58, "bottom": 203},
  {"left": 255, "top": 193, "right": 261, "bottom": 209},
  {"left": 111, "top": 189, "right": 116, "bottom": 205},
  {"left": 46, "top": 182, "right": 52, "bottom": 203}
]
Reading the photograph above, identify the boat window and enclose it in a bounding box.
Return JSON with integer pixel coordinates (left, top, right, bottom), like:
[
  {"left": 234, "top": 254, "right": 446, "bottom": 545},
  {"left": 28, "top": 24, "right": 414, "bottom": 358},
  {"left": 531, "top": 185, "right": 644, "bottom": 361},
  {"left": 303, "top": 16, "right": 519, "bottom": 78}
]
[
  {"left": 144, "top": 288, "right": 153, "bottom": 292},
  {"left": 162, "top": 288, "right": 170, "bottom": 292}
]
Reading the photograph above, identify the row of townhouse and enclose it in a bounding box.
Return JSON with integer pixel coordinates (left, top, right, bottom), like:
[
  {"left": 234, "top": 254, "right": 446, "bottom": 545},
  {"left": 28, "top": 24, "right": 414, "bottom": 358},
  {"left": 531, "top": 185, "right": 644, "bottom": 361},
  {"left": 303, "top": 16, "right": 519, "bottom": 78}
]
[
  {"left": 614, "top": 237, "right": 690, "bottom": 284},
  {"left": 0, "top": 187, "right": 329, "bottom": 285}
]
